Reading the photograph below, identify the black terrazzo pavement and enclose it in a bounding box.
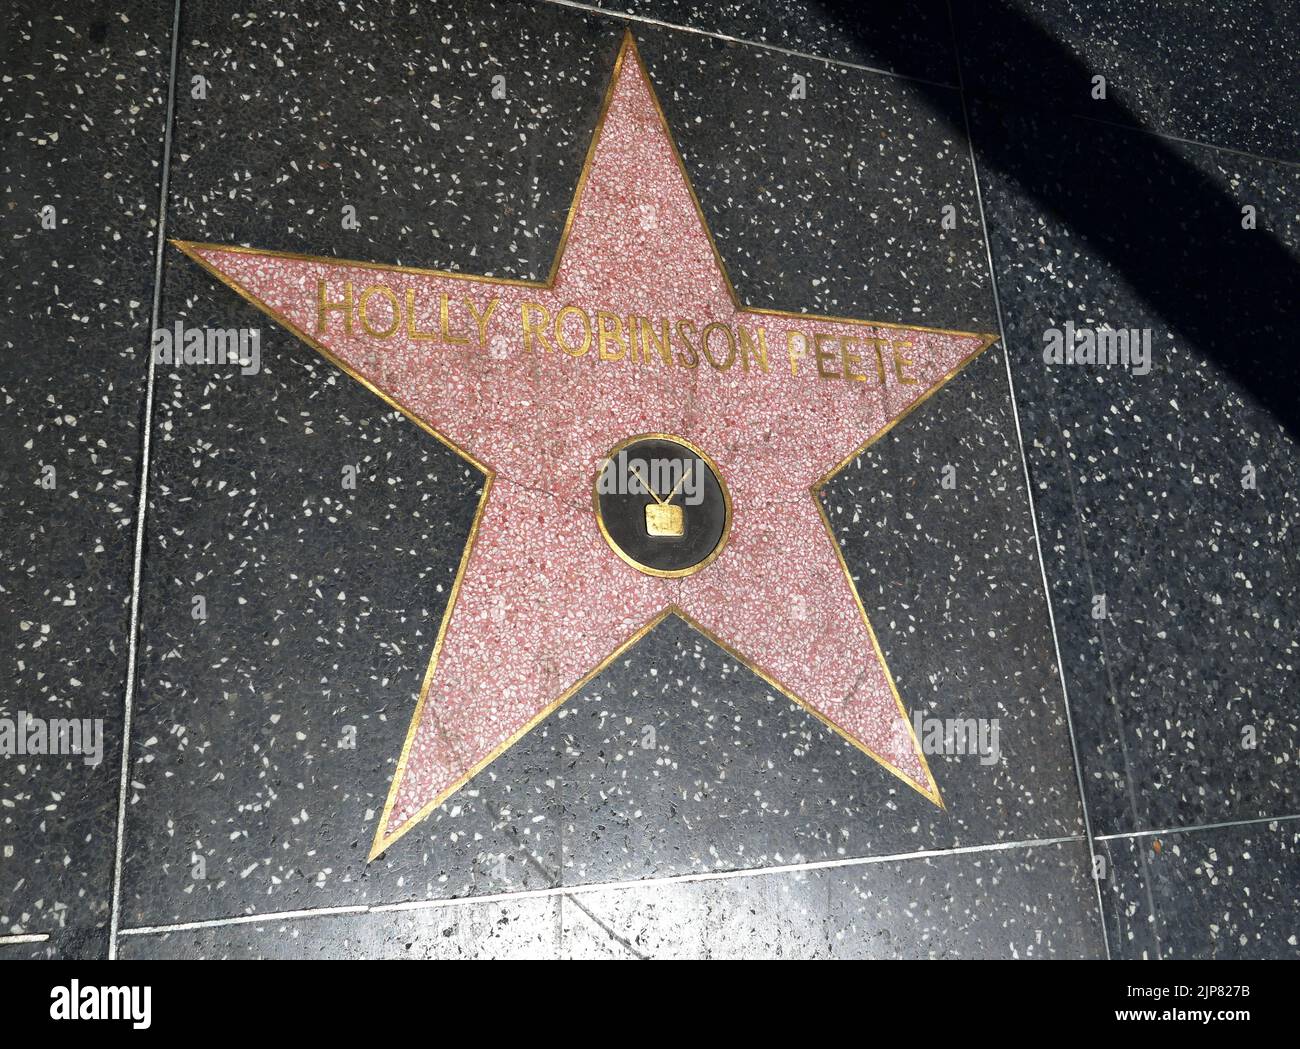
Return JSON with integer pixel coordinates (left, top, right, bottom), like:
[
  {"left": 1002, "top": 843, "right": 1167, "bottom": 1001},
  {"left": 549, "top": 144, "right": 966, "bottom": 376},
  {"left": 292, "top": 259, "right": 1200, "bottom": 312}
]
[
  {"left": 970, "top": 100, "right": 1300, "bottom": 838},
  {"left": 121, "top": 839, "right": 1102, "bottom": 959},
  {"left": 952, "top": 0, "right": 1300, "bottom": 162},
  {"left": 1, "top": 0, "right": 171, "bottom": 959},
  {"left": 120, "top": 0, "right": 620, "bottom": 925},
  {"left": 637, "top": 25, "right": 989, "bottom": 330},
  {"left": 3, "top": 0, "right": 1296, "bottom": 960},
  {"left": 1101, "top": 821, "right": 1300, "bottom": 960},
  {"left": 121, "top": 0, "right": 1083, "bottom": 929},
  {"left": 592, "top": 0, "right": 961, "bottom": 85}
]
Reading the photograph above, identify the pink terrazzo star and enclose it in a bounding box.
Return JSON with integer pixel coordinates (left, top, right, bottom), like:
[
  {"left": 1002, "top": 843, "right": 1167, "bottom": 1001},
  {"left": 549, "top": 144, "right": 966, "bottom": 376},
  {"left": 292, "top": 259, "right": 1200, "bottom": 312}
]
[{"left": 175, "top": 31, "right": 997, "bottom": 857}]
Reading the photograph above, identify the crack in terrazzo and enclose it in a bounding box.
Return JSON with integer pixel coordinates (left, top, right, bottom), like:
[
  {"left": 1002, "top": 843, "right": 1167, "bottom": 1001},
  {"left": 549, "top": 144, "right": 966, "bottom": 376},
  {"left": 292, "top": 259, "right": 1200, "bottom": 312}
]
[
  {"left": 562, "top": 893, "right": 650, "bottom": 958},
  {"left": 489, "top": 469, "right": 592, "bottom": 515}
]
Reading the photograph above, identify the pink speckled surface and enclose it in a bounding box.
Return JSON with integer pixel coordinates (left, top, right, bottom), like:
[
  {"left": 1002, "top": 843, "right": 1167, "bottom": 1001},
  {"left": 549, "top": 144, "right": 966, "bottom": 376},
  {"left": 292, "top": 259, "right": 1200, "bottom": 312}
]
[{"left": 180, "top": 37, "right": 993, "bottom": 851}]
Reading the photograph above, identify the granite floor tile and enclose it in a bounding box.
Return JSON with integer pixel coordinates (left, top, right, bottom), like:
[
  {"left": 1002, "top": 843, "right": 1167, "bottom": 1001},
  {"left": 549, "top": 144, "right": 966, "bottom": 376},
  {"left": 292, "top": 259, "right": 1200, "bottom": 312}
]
[
  {"left": 117, "top": 0, "right": 630, "bottom": 929},
  {"left": 636, "top": 23, "right": 989, "bottom": 331},
  {"left": 564, "top": 840, "right": 1103, "bottom": 958},
  {"left": 119, "top": 0, "right": 1082, "bottom": 932},
  {"left": 121, "top": 839, "right": 1102, "bottom": 959},
  {"left": 970, "top": 100, "right": 1300, "bottom": 835},
  {"left": 0, "top": 0, "right": 172, "bottom": 958},
  {"left": 0, "top": 937, "right": 59, "bottom": 961},
  {"left": 952, "top": 0, "right": 1300, "bottom": 162},
  {"left": 1101, "top": 820, "right": 1300, "bottom": 960},
  {"left": 590, "top": 0, "right": 960, "bottom": 85},
  {"left": 119, "top": 896, "right": 564, "bottom": 959},
  {"left": 11, "top": 0, "right": 1294, "bottom": 969},
  {"left": 558, "top": 348, "right": 1086, "bottom": 885}
]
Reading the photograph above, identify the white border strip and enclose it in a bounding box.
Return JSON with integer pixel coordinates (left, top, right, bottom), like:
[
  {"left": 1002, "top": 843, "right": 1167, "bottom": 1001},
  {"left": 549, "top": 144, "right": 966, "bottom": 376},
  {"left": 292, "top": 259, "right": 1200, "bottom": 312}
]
[
  {"left": 1097, "top": 812, "right": 1300, "bottom": 843},
  {"left": 0, "top": 933, "right": 50, "bottom": 946},
  {"left": 120, "top": 834, "right": 1084, "bottom": 937},
  {"left": 942, "top": 0, "right": 1112, "bottom": 959},
  {"left": 536, "top": 0, "right": 1300, "bottom": 167},
  {"left": 538, "top": 0, "right": 958, "bottom": 88},
  {"left": 108, "top": 0, "right": 185, "bottom": 961}
]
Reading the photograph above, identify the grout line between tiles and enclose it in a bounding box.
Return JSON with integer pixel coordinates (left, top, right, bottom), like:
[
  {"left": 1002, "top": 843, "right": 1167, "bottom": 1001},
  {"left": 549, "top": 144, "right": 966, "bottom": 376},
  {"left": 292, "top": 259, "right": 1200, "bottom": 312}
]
[
  {"left": 1096, "top": 812, "right": 1300, "bottom": 843},
  {"left": 532, "top": 0, "right": 1300, "bottom": 169},
  {"left": 943, "top": 0, "right": 1112, "bottom": 961},
  {"left": 107, "top": 0, "right": 184, "bottom": 962},
  {"left": 1065, "top": 110, "right": 1300, "bottom": 169},
  {"left": 1056, "top": 444, "right": 1163, "bottom": 958},
  {"left": 534, "top": 0, "right": 959, "bottom": 89},
  {"left": 118, "top": 833, "right": 1084, "bottom": 938}
]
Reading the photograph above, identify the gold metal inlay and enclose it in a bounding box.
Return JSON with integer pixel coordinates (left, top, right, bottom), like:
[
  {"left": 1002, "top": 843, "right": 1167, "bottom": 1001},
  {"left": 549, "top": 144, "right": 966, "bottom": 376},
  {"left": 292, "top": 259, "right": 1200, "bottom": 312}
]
[
  {"left": 645, "top": 502, "right": 684, "bottom": 537},
  {"left": 593, "top": 432, "right": 731, "bottom": 578}
]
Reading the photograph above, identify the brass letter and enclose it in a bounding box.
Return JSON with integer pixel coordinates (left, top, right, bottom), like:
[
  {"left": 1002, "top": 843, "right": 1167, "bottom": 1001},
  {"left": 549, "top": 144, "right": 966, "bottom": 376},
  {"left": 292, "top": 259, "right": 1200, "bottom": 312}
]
[
  {"left": 738, "top": 325, "right": 770, "bottom": 373},
  {"left": 841, "top": 337, "right": 866, "bottom": 382},
  {"left": 405, "top": 289, "right": 436, "bottom": 341},
  {"left": 441, "top": 296, "right": 469, "bottom": 344},
  {"left": 521, "top": 302, "right": 554, "bottom": 352},
  {"left": 701, "top": 322, "right": 736, "bottom": 371},
  {"left": 554, "top": 304, "right": 592, "bottom": 357},
  {"left": 317, "top": 279, "right": 354, "bottom": 334},
  {"left": 675, "top": 319, "right": 700, "bottom": 368},
  {"left": 640, "top": 316, "right": 672, "bottom": 366},
  {"left": 785, "top": 329, "right": 808, "bottom": 375},
  {"left": 814, "top": 333, "right": 839, "bottom": 379},
  {"left": 868, "top": 338, "right": 888, "bottom": 384},
  {"left": 597, "top": 311, "right": 627, "bottom": 361},
  {"left": 466, "top": 297, "right": 499, "bottom": 346},
  {"left": 359, "top": 285, "right": 400, "bottom": 339},
  {"left": 893, "top": 342, "right": 919, "bottom": 384}
]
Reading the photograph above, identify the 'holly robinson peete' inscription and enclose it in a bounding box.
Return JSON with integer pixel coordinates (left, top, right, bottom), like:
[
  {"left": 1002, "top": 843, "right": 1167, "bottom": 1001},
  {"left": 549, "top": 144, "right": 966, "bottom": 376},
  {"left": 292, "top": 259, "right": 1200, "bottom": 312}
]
[{"left": 315, "top": 281, "right": 924, "bottom": 387}]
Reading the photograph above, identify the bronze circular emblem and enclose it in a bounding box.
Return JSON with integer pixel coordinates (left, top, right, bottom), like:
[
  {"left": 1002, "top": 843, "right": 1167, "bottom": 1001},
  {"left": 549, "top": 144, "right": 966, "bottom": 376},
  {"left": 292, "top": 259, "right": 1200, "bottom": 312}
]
[{"left": 593, "top": 434, "right": 731, "bottom": 578}]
